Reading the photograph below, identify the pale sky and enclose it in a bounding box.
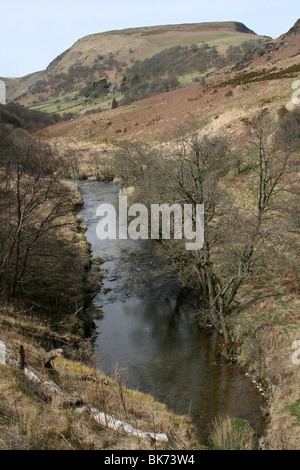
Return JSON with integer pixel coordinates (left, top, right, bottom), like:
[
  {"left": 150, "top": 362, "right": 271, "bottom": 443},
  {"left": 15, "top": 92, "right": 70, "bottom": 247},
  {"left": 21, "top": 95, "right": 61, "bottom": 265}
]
[{"left": 0, "top": 0, "right": 298, "bottom": 77}]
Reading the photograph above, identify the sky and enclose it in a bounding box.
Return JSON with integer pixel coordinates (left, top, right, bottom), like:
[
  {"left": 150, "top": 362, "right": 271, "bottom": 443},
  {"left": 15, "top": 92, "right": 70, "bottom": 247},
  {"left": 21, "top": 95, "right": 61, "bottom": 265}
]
[{"left": 0, "top": 0, "right": 298, "bottom": 77}]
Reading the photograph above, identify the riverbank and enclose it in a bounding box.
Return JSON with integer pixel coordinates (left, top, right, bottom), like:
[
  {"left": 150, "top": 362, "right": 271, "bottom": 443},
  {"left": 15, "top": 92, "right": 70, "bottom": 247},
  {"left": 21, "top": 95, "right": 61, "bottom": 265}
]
[
  {"left": 72, "top": 144, "right": 299, "bottom": 450},
  {"left": 0, "top": 322, "right": 202, "bottom": 450},
  {"left": 231, "top": 285, "right": 300, "bottom": 449},
  {"left": 2, "top": 134, "right": 297, "bottom": 449},
  {"left": 0, "top": 177, "right": 204, "bottom": 450},
  {"left": 78, "top": 179, "right": 266, "bottom": 448}
]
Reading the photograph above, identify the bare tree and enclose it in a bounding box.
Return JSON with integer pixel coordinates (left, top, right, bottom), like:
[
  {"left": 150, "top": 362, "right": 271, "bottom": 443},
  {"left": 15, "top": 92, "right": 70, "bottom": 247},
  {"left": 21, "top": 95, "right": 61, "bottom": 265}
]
[
  {"left": 110, "top": 112, "right": 294, "bottom": 352},
  {"left": 0, "top": 128, "right": 83, "bottom": 310},
  {"left": 88, "top": 151, "right": 114, "bottom": 181}
]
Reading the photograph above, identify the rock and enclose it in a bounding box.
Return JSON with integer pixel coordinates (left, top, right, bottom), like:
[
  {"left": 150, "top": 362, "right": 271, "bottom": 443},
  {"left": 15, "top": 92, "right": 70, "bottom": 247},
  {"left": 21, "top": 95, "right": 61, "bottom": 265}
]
[
  {"left": 0, "top": 339, "right": 7, "bottom": 365},
  {"left": 259, "top": 436, "right": 266, "bottom": 450},
  {"left": 284, "top": 19, "right": 300, "bottom": 37}
]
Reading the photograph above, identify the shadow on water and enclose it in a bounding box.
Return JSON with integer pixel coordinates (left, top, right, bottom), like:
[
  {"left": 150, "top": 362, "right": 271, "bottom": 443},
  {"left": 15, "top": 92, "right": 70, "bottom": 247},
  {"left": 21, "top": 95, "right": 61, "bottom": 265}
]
[{"left": 79, "top": 180, "right": 265, "bottom": 445}]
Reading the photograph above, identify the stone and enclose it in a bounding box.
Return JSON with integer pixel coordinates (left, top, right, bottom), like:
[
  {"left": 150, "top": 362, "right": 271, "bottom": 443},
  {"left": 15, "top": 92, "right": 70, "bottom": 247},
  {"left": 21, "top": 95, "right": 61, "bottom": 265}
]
[
  {"left": 0, "top": 339, "right": 7, "bottom": 364},
  {"left": 0, "top": 80, "right": 6, "bottom": 104}
]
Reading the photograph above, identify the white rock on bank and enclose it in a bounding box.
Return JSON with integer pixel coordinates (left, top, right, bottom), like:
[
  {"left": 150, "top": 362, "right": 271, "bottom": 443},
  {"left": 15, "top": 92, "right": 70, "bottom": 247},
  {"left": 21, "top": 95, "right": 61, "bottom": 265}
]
[{"left": 0, "top": 339, "right": 7, "bottom": 365}]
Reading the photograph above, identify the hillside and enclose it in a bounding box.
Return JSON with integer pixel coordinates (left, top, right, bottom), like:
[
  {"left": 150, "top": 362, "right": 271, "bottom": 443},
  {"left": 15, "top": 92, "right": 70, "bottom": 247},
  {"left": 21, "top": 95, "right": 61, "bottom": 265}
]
[
  {"left": 236, "top": 18, "right": 300, "bottom": 69},
  {"left": 3, "top": 21, "right": 264, "bottom": 109},
  {"left": 45, "top": 21, "right": 257, "bottom": 75},
  {"left": 36, "top": 19, "right": 299, "bottom": 144}
]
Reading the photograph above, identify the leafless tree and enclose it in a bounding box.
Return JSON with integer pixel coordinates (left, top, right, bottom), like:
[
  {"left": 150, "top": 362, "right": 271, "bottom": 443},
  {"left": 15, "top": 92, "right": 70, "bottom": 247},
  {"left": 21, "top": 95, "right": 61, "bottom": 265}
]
[
  {"left": 0, "top": 127, "right": 84, "bottom": 310},
  {"left": 88, "top": 151, "right": 114, "bottom": 181},
  {"left": 110, "top": 111, "right": 294, "bottom": 352}
]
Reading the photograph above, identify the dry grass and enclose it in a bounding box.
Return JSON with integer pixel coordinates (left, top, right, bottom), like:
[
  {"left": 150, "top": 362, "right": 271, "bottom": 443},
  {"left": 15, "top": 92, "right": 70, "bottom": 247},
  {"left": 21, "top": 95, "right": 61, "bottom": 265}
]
[
  {"left": 0, "top": 322, "right": 202, "bottom": 451},
  {"left": 233, "top": 282, "right": 300, "bottom": 449},
  {"left": 209, "top": 416, "right": 257, "bottom": 450}
]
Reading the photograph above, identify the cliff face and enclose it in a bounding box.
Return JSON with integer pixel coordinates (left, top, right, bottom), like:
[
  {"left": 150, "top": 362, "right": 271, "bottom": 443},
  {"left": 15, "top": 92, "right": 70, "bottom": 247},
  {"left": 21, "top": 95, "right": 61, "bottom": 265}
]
[{"left": 233, "top": 21, "right": 256, "bottom": 34}]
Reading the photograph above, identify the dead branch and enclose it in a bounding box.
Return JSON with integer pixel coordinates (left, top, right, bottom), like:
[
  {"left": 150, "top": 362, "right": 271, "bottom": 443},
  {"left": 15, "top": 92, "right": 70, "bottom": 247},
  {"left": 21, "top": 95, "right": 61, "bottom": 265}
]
[
  {"left": 23, "top": 365, "right": 83, "bottom": 406},
  {"left": 43, "top": 348, "right": 63, "bottom": 369},
  {"left": 1, "top": 339, "right": 169, "bottom": 443},
  {"left": 85, "top": 407, "right": 169, "bottom": 443},
  {"left": 17, "top": 344, "right": 25, "bottom": 370},
  {"left": 70, "top": 373, "right": 109, "bottom": 385}
]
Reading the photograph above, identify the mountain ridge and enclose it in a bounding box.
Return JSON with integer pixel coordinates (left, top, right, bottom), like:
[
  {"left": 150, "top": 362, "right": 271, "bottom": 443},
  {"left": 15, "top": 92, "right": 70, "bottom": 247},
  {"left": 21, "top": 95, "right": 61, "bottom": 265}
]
[{"left": 72, "top": 20, "right": 256, "bottom": 38}]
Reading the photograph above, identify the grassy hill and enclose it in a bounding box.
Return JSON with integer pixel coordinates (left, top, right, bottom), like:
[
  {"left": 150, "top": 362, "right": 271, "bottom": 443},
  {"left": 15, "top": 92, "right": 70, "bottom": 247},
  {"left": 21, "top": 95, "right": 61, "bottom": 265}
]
[
  {"left": 3, "top": 21, "right": 265, "bottom": 112},
  {"left": 37, "top": 18, "right": 299, "bottom": 144}
]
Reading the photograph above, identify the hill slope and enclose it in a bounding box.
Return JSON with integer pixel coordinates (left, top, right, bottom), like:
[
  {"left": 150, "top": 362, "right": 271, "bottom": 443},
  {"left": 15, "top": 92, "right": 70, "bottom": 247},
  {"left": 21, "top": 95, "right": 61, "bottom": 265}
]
[
  {"left": 3, "top": 21, "right": 261, "bottom": 105},
  {"left": 45, "top": 21, "right": 256, "bottom": 75},
  {"left": 40, "top": 19, "right": 299, "bottom": 144}
]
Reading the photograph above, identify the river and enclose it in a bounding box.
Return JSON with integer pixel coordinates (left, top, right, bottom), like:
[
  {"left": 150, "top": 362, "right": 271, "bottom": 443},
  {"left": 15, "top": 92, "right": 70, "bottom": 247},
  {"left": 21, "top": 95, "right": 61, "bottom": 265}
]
[{"left": 79, "top": 180, "right": 264, "bottom": 445}]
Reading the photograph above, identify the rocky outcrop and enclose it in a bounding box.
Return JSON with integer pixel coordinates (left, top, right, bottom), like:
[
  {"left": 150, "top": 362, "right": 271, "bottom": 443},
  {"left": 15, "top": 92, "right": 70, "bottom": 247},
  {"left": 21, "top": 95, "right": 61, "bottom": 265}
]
[
  {"left": 233, "top": 22, "right": 256, "bottom": 35},
  {"left": 283, "top": 18, "right": 300, "bottom": 37},
  {"left": 235, "top": 42, "right": 272, "bottom": 69}
]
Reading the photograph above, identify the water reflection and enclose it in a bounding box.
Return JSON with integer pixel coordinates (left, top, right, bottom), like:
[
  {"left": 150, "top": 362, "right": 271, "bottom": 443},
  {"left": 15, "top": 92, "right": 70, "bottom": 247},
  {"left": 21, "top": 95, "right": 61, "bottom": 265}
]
[{"left": 79, "top": 180, "right": 264, "bottom": 444}]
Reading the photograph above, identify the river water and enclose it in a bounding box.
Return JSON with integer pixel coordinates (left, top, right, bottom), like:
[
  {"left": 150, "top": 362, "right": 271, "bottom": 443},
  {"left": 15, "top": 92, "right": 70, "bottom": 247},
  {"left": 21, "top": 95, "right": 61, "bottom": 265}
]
[{"left": 79, "top": 180, "right": 264, "bottom": 445}]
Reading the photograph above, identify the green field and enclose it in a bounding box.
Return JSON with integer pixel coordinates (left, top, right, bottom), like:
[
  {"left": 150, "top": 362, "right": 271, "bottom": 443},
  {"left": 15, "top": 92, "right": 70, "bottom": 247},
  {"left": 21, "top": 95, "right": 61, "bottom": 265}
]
[{"left": 29, "top": 91, "right": 122, "bottom": 115}]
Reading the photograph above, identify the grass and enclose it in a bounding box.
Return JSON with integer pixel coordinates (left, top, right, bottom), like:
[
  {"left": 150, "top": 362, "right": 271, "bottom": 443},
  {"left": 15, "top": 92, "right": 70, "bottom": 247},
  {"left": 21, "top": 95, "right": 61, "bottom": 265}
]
[
  {"left": 209, "top": 417, "right": 257, "bottom": 450},
  {"left": 139, "top": 32, "right": 260, "bottom": 61},
  {"left": 214, "top": 63, "right": 300, "bottom": 89},
  {"left": 179, "top": 71, "right": 210, "bottom": 87},
  {"left": 0, "top": 320, "right": 203, "bottom": 450},
  {"left": 232, "top": 281, "right": 300, "bottom": 449},
  {"left": 283, "top": 398, "right": 300, "bottom": 425},
  {"left": 29, "top": 91, "right": 123, "bottom": 116},
  {"left": 93, "top": 254, "right": 105, "bottom": 265}
]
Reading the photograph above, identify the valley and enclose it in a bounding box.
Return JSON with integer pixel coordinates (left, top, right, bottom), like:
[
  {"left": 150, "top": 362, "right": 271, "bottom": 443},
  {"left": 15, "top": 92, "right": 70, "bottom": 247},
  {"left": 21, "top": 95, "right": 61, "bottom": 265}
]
[{"left": 0, "top": 18, "right": 299, "bottom": 451}]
